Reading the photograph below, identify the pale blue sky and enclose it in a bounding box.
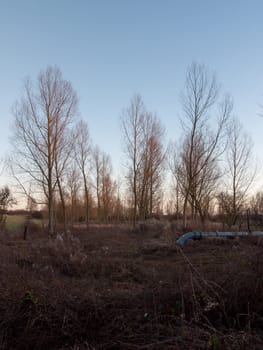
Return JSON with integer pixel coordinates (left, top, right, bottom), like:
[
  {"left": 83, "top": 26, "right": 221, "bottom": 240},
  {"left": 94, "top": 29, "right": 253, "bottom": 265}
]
[{"left": 1, "top": 0, "right": 263, "bottom": 188}]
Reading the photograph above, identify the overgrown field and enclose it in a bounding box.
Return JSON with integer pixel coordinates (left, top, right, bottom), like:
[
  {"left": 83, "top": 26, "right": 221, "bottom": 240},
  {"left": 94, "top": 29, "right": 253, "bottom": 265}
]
[{"left": 0, "top": 223, "right": 263, "bottom": 349}]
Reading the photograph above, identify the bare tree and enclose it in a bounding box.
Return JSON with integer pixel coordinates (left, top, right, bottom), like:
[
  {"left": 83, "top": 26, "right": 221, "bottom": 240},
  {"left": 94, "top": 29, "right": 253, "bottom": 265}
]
[
  {"left": 173, "top": 63, "right": 232, "bottom": 226},
  {"left": 74, "top": 119, "right": 92, "bottom": 228},
  {"left": 218, "top": 118, "right": 256, "bottom": 227},
  {"left": 54, "top": 130, "right": 75, "bottom": 230},
  {"left": 101, "top": 153, "right": 116, "bottom": 222},
  {"left": 66, "top": 164, "right": 81, "bottom": 225},
  {"left": 138, "top": 112, "right": 165, "bottom": 218},
  {"left": 178, "top": 134, "right": 221, "bottom": 223},
  {"left": 121, "top": 95, "right": 165, "bottom": 225},
  {"left": 92, "top": 146, "right": 116, "bottom": 222},
  {"left": 112, "top": 178, "right": 124, "bottom": 222},
  {"left": 167, "top": 142, "right": 184, "bottom": 217},
  {"left": 250, "top": 191, "right": 263, "bottom": 215},
  {"left": 121, "top": 95, "right": 145, "bottom": 226},
  {"left": 11, "top": 66, "right": 78, "bottom": 234},
  {"left": 93, "top": 146, "right": 103, "bottom": 221}
]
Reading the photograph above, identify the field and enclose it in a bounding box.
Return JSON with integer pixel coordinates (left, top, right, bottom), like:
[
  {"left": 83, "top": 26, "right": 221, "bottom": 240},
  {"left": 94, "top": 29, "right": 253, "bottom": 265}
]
[
  {"left": 0, "top": 221, "right": 263, "bottom": 349},
  {"left": 4, "top": 214, "right": 42, "bottom": 231}
]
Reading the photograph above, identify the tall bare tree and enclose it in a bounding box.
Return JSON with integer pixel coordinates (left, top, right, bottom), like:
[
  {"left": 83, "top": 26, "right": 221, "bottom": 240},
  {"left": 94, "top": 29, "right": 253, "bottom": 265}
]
[
  {"left": 11, "top": 66, "right": 78, "bottom": 234},
  {"left": 74, "top": 119, "right": 92, "bottom": 228},
  {"left": 173, "top": 63, "right": 232, "bottom": 226},
  {"left": 218, "top": 118, "right": 256, "bottom": 226},
  {"left": 54, "top": 129, "right": 75, "bottom": 230},
  {"left": 138, "top": 112, "right": 165, "bottom": 218},
  {"left": 121, "top": 95, "right": 165, "bottom": 225},
  {"left": 121, "top": 95, "right": 145, "bottom": 226},
  {"left": 100, "top": 153, "right": 116, "bottom": 221}
]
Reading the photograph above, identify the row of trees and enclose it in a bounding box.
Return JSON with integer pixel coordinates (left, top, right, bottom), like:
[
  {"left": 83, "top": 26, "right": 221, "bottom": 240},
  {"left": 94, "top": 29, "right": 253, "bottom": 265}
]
[
  {"left": 10, "top": 67, "right": 119, "bottom": 233},
  {"left": 121, "top": 94, "right": 165, "bottom": 226},
  {"left": 5, "top": 63, "right": 259, "bottom": 233},
  {"left": 168, "top": 64, "right": 255, "bottom": 227}
]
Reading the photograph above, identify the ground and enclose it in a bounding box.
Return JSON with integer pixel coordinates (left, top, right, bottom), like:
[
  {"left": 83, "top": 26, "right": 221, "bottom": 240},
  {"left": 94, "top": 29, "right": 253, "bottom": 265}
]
[{"left": 0, "top": 221, "right": 263, "bottom": 349}]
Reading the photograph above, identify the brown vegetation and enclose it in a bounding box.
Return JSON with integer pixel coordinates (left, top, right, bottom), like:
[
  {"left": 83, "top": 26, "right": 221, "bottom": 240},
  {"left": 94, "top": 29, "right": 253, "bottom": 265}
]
[{"left": 0, "top": 223, "right": 263, "bottom": 349}]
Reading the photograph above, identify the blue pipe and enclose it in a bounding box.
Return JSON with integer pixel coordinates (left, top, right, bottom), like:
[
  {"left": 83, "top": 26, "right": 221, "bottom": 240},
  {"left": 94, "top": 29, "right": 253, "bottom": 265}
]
[
  {"left": 176, "top": 231, "right": 202, "bottom": 246},
  {"left": 176, "top": 231, "right": 263, "bottom": 246}
]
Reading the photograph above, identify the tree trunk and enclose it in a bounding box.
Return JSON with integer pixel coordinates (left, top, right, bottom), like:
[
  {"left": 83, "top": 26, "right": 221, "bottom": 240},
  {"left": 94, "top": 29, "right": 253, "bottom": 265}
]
[
  {"left": 48, "top": 186, "right": 54, "bottom": 234},
  {"left": 57, "top": 176, "right": 67, "bottom": 231}
]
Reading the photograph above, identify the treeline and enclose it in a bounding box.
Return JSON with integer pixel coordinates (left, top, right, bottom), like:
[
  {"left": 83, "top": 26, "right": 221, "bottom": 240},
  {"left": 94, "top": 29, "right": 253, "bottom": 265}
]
[{"left": 2, "top": 63, "right": 261, "bottom": 233}]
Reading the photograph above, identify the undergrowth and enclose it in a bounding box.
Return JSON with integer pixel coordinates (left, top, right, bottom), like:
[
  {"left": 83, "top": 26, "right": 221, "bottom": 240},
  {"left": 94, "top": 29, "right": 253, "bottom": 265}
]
[{"left": 0, "top": 226, "right": 262, "bottom": 349}]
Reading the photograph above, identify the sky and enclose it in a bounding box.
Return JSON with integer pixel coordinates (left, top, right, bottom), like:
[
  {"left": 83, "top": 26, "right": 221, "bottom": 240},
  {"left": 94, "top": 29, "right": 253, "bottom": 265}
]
[{"left": 1, "top": 0, "right": 263, "bottom": 195}]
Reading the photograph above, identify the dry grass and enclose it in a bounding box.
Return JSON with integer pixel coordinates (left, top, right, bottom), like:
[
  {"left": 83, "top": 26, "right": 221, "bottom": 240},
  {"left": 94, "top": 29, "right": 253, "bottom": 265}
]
[{"left": 0, "top": 224, "right": 262, "bottom": 349}]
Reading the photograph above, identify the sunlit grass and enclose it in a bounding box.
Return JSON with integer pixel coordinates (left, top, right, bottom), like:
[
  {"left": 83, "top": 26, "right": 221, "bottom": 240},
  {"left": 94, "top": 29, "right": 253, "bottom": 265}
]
[
  {"left": 5, "top": 215, "right": 42, "bottom": 230},
  {"left": 5, "top": 215, "right": 25, "bottom": 230}
]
